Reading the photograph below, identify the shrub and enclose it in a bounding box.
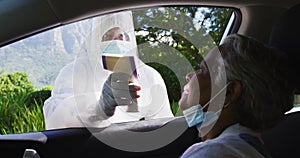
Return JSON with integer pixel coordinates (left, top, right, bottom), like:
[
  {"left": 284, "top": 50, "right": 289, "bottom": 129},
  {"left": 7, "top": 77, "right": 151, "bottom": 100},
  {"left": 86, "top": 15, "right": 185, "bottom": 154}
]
[
  {"left": 0, "top": 72, "right": 46, "bottom": 134},
  {"left": 0, "top": 72, "right": 35, "bottom": 105},
  {"left": 146, "top": 62, "right": 181, "bottom": 102},
  {"left": 25, "top": 86, "right": 52, "bottom": 107}
]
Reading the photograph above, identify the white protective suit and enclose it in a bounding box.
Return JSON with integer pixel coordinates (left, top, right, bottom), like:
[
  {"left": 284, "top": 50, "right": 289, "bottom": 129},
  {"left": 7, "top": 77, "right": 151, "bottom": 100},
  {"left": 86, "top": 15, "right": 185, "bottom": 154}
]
[{"left": 43, "top": 11, "right": 174, "bottom": 130}]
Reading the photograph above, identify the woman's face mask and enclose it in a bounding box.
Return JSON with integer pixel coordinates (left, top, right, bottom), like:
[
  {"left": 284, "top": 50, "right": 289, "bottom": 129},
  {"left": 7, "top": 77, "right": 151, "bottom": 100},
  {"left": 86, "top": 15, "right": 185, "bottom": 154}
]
[
  {"left": 183, "top": 104, "right": 221, "bottom": 128},
  {"left": 182, "top": 82, "right": 230, "bottom": 128},
  {"left": 182, "top": 104, "right": 204, "bottom": 127}
]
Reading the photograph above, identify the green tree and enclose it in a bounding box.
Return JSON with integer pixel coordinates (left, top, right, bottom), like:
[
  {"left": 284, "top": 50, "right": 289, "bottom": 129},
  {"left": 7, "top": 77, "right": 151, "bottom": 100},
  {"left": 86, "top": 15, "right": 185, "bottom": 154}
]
[
  {"left": 199, "top": 7, "right": 233, "bottom": 44},
  {"left": 132, "top": 7, "right": 233, "bottom": 102}
]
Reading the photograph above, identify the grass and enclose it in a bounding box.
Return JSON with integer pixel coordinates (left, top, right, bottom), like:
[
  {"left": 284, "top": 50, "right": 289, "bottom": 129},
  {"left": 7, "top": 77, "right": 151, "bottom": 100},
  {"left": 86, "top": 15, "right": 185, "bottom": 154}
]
[
  {"left": 0, "top": 72, "right": 47, "bottom": 134},
  {"left": 0, "top": 101, "right": 180, "bottom": 135},
  {"left": 0, "top": 100, "right": 45, "bottom": 135},
  {"left": 0, "top": 100, "right": 180, "bottom": 135}
]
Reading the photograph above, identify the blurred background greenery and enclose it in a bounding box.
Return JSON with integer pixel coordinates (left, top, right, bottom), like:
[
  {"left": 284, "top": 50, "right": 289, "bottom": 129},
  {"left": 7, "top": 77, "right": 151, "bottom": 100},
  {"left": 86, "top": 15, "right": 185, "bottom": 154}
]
[{"left": 0, "top": 72, "right": 50, "bottom": 134}]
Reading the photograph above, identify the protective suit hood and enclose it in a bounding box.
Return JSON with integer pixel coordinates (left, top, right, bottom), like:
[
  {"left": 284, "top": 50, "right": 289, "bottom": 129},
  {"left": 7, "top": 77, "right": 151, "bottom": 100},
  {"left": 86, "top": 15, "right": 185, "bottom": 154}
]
[{"left": 82, "top": 11, "right": 138, "bottom": 62}]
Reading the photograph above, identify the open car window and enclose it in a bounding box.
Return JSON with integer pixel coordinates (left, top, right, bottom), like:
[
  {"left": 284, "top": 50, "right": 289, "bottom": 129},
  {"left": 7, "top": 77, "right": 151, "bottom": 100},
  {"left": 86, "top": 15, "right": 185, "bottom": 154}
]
[{"left": 0, "top": 6, "right": 237, "bottom": 134}]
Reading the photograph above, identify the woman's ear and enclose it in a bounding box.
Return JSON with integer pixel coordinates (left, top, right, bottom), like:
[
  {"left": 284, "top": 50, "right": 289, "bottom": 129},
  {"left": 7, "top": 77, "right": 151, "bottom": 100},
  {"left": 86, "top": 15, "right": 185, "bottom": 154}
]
[{"left": 224, "top": 80, "right": 242, "bottom": 108}]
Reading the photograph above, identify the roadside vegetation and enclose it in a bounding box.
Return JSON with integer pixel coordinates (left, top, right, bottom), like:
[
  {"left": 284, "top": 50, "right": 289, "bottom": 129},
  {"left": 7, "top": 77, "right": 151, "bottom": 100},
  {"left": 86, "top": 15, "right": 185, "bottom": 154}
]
[{"left": 0, "top": 72, "right": 50, "bottom": 134}]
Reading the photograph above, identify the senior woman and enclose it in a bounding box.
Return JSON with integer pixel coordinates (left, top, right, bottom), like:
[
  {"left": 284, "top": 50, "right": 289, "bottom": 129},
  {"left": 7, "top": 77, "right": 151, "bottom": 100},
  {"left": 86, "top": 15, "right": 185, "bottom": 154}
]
[{"left": 179, "top": 34, "right": 295, "bottom": 158}]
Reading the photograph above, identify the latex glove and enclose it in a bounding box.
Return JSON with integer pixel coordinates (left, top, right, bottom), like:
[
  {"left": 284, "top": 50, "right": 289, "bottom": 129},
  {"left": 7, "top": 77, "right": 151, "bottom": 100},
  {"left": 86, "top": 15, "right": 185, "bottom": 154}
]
[{"left": 99, "top": 72, "right": 140, "bottom": 116}]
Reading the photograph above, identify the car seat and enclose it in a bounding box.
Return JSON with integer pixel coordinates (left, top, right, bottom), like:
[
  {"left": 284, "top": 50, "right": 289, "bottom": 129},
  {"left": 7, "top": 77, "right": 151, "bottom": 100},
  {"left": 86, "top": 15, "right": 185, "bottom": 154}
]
[
  {"left": 268, "top": 3, "right": 300, "bottom": 92},
  {"left": 262, "top": 111, "right": 300, "bottom": 158},
  {"left": 262, "top": 3, "right": 300, "bottom": 158}
]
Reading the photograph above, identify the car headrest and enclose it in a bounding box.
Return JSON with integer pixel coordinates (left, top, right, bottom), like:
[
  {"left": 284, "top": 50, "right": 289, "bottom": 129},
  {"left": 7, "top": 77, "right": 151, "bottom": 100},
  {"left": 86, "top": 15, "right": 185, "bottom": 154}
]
[
  {"left": 262, "top": 111, "right": 300, "bottom": 158},
  {"left": 269, "top": 4, "right": 300, "bottom": 93}
]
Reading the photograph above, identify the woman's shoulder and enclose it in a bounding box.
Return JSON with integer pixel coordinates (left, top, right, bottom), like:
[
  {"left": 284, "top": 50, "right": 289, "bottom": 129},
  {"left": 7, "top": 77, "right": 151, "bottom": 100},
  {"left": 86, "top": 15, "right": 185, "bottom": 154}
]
[{"left": 181, "top": 140, "right": 241, "bottom": 158}]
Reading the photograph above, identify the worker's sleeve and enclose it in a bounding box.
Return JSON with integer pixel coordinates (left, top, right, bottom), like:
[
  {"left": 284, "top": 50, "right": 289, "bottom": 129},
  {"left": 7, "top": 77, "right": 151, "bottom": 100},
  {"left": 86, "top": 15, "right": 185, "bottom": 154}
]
[{"left": 43, "top": 60, "right": 110, "bottom": 130}]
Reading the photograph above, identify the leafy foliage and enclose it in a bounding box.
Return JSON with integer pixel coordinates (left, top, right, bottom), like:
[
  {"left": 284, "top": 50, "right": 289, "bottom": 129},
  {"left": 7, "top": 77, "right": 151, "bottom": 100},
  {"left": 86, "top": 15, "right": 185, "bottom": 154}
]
[
  {"left": 200, "top": 7, "right": 233, "bottom": 44},
  {"left": 170, "top": 101, "right": 183, "bottom": 116},
  {"left": 0, "top": 72, "right": 49, "bottom": 134},
  {"left": 133, "top": 7, "right": 233, "bottom": 102},
  {"left": 0, "top": 101, "right": 45, "bottom": 134},
  {"left": 0, "top": 72, "right": 35, "bottom": 105},
  {"left": 25, "top": 86, "right": 52, "bottom": 107},
  {"left": 147, "top": 62, "right": 182, "bottom": 101}
]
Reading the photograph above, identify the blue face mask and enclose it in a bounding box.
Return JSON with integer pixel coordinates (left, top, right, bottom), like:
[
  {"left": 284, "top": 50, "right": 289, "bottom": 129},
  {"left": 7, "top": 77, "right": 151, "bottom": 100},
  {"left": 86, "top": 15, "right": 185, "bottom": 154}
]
[
  {"left": 183, "top": 104, "right": 222, "bottom": 128},
  {"left": 182, "top": 104, "right": 204, "bottom": 127},
  {"left": 100, "top": 40, "right": 135, "bottom": 56},
  {"left": 182, "top": 83, "right": 230, "bottom": 128},
  {"left": 100, "top": 40, "right": 139, "bottom": 78}
]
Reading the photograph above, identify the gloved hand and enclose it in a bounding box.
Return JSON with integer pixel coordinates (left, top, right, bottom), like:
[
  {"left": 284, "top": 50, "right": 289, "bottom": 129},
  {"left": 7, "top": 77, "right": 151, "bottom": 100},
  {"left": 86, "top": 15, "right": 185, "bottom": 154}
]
[{"left": 99, "top": 72, "right": 141, "bottom": 117}]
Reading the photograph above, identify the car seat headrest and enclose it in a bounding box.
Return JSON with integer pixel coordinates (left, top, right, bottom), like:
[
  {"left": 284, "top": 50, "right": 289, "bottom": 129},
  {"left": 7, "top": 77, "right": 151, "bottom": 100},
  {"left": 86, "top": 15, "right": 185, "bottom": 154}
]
[{"left": 269, "top": 4, "right": 300, "bottom": 93}]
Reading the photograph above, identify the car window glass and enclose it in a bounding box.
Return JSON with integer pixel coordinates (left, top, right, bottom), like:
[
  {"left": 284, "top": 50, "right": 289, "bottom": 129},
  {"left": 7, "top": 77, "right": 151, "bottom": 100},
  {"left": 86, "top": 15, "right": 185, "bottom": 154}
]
[{"left": 0, "top": 6, "right": 236, "bottom": 133}]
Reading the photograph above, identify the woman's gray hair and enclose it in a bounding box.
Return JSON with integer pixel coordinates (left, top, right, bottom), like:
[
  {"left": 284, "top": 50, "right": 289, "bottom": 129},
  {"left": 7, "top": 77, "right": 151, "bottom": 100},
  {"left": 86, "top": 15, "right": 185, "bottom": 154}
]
[{"left": 218, "top": 34, "right": 295, "bottom": 131}]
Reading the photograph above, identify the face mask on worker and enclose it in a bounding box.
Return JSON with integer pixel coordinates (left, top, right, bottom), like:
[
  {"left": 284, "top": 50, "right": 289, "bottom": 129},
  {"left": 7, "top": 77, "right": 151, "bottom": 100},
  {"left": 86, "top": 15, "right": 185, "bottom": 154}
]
[
  {"left": 182, "top": 83, "right": 230, "bottom": 128},
  {"left": 100, "top": 40, "right": 135, "bottom": 56}
]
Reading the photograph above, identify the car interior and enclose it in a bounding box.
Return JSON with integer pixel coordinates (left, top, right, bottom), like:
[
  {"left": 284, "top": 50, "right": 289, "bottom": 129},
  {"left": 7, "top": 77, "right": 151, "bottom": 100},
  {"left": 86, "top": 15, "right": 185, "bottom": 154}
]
[
  {"left": 0, "top": 0, "right": 300, "bottom": 158},
  {"left": 261, "top": 3, "right": 300, "bottom": 158}
]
